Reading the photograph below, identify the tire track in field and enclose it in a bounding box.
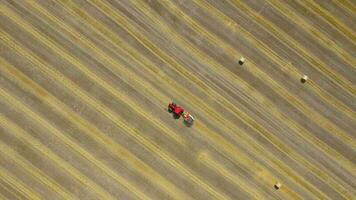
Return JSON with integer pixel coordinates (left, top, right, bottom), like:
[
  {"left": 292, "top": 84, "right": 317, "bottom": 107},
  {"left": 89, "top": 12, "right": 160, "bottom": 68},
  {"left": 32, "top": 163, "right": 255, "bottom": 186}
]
[
  {"left": 178, "top": 2, "right": 355, "bottom": 197},
  {"left": 26, "top": 0, "right": 175, "bottom": 115},
  {"left": 2, "top": 3, "right": 222, "bottom": 198},
  {"left": 74, "top": 0, "right": 342, "bottom": 198},
  {"left": 0, "top": 180, "right": 23, "bottom": 200},
  {"left": 72, "top": 1, "right": 331, "bottom": 198},
  {"left": 242, "top": 59, "right": 356, "bottom": 149},
  {"left": 0, "top": 29, "right": 231, "bottom": 200},
  {"left": 267, "top": 0, "right": 356, "bottom": 67},
  {"left": 333, "top": 0, "right": 356, "bottom": 17},
  {"left": 298, "top": 0, "right": 356, "bottom": 42},
  {"left": 0, "top": 48, "right": 154, "bottom": 199},
  {"left": 79, "top": 0, "right": 310, "bottom": 198},
  {"left": 190, "top": 0, "right": 355, "bottom": 145},
  {"left": 0, "top": 86, "right": 126, "bottom": 200},
  {"left": 9, "top": 0, "right": 294, "bottom": 198},
  {"left": 0, "top": 164, "right": 42, "bottom": 200},
  {"left": 0, "top": 56, "right": 193, "bottom": 200},
  {"left": 0, "top": 115, "right": 77, "bottom": 200},
  {"left": 119, "top": 0, "right": 355, "bottom": 195},
  {"left": 339, "top": 0, "right": 356, "bottom": 16},
  {"left": 0, "top": 2, "right": 185, "bottom": 147},
  {"left": 25, "top": 2, "right": 289, "bottom": 198},
  {"left": 275, "top": 62, "right": 356, "bottom": 123},
  {"left": 0, "top": 37, "right": 154, "bottom": 200},
  {"left": 159, "top": 0, "right": 356, "bottom": 127},
  {"left": 198, "top": 0, "right": 356, "bottom": 117},
  {"left": 226, "top": 0, "right": 356, "bottom": 95},
  {"left": 197, "top": 152, "right": 281, "bottom": 200},
  {"left": 175, "top": 0, "right": 355, "bottom": 144},
  {"left": 0, "top": 190, "right": 8, "bottom": 200},
  {"left": 109, "top": 0, "right": 354, "bottom": 197},
  {"left": 18, "top": 0, "right": 348, "bottom": 198}
]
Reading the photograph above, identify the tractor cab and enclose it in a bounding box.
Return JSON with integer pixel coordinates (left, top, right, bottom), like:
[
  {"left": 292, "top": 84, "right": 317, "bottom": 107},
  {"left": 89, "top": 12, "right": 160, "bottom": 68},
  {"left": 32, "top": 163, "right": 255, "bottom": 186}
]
[{"left": 168, "top": 102, "right": 184, "bottom": 118}]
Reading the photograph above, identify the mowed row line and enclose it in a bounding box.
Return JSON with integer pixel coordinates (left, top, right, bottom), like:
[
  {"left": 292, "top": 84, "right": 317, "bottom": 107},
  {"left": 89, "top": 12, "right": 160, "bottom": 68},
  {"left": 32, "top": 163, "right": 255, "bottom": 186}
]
[
  {"left": 266, "top": 0, "right": 356, "bottom": 67},
  {"left": 297, "top": 0, "right": 356, "bottom": 42},
  {"left": 197, "top": 152, "right": 303, "bottom": 200},
  {"left": 2, "top": 2, "right": 253, "bottom": 198},
  {"left": 0, "top": 180, "right": 24, "bottom": 200},
  {"left": 189, "top": 0, "right": 356, "bottom": 147},
  {"left": 104, "top": 0, "right": 354, "bottom": 197},
  {"left": 274, "top": 61, "right": 355, "bottom": 124},
  {"left": 0, "top": 2, "right": 186, "bottom": 147},
  {"left": 125, "top": 0, "right": 354, "bottom": 195},
  {"left": 139, "top": 0, "right": 356, "bottom": 169},
  {"left": 0, "top": 115, "right": 77, "bottom": 200},
  {"left": 159, "top": 0, "right": 356, "bottom": 130},
  {"left": 1, "top": 60, "right": 277, "bottom": 200},
  {"left": 3, "top": 1, "right": 304, "bottom": 198},
  {"left": 62, "top": 1, "right": 344, "bottom": 198},
  {"left": 0, "top": 57, "right": 193, "bottom": 200},
  {"left": 333, "top": 0, "right": 356, "bottom": 17},
  {"left": 64, "top": 1, "right": 322, "bottom": 198},
  {"left": 30, "top": 2, "right": 304, "bottom": 199},
  {"left": 58, "top": 1, "right": 352, "bottom": 198},
  {"left": 0, "top": 188, "right": 9, "bottom": 200},
  {"left": 0, "top": 29, "right": 232, "bottom": 200},
  {"left": 0, "top": 164, "right": 41, "bottom": 200},
  {"left": 0, "top": 1, "right": 354, "bottom": 198},
  {"left": 16, "top": 1, "right": 272, "bottom": 198},
  {"left": 224, "top": 0, "right": 355, "bottom": 96},
  {"left": 0, "top": 83, "right": 141, "bottom": 200},
  {"left": 197, "top": 0, "right": 356, "bottom": 120}
]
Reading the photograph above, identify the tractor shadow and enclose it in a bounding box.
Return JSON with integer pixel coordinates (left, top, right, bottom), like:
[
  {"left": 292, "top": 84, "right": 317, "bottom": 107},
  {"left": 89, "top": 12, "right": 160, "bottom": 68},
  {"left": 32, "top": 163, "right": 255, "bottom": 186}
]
[
  {"left": 184, "top": 120, "right": 194, "bottom": 127},
  {"left": 173, "top": 114, "right": 181, "bottom": 120},
  {"left": 167, "top": 108, "right": 181, "bottom": 120}
]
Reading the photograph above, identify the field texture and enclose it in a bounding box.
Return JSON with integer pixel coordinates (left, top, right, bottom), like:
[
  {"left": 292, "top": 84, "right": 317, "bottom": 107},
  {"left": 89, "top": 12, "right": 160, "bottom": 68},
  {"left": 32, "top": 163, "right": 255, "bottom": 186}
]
[{"left": 0, "top": 0, "right": 355, "bottom": 199}]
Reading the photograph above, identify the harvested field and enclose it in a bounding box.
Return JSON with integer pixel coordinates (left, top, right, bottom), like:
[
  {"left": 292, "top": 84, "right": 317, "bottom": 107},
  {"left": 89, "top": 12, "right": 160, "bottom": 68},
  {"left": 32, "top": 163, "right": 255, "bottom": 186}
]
[{"left": 0, "top": 0, "right": 355, "bottom": 199}]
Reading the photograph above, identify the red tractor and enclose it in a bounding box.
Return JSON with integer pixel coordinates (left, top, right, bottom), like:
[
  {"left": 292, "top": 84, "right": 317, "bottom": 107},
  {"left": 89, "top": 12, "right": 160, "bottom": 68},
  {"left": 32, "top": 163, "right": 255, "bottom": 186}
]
[
  {"left": 168, "top": 102, "right": 195, "bottom": 125},
  {"left": 168, "top": 102, "right": 184, "bottom": 118}
]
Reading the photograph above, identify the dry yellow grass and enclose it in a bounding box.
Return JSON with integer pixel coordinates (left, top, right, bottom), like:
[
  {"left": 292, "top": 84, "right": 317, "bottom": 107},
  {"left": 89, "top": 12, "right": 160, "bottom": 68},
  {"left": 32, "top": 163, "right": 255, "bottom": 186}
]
[{"left": 0, "top": 0, "right": 355, "bottom": 199}]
